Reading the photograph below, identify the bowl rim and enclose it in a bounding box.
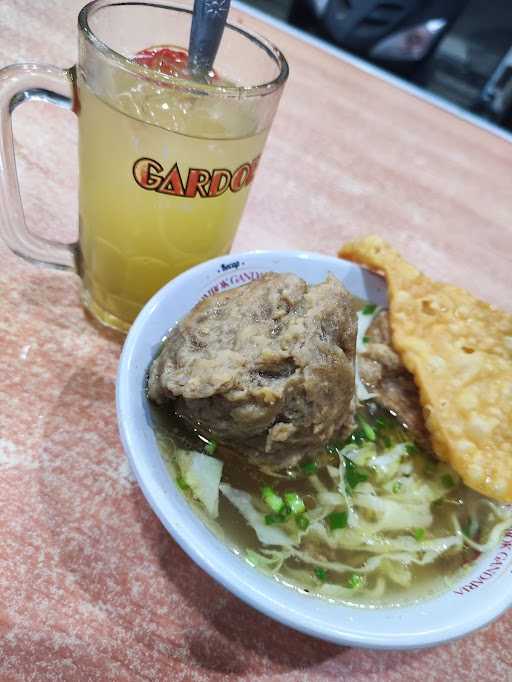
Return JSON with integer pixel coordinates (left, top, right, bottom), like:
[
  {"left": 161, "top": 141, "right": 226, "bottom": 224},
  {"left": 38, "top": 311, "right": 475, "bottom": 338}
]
[{"left": 116, "top": 248, "right": 512, "bottom": 649}]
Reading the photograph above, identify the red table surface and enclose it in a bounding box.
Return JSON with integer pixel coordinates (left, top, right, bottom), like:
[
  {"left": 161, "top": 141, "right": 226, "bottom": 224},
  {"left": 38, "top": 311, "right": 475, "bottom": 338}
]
[{"left": 1, "top": 1, "right": 511, "bottom": 680}]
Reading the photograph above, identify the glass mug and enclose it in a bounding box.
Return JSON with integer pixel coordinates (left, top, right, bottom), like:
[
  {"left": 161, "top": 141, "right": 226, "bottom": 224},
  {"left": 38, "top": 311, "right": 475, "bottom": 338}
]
[{"left": 0, "top": 1, "right": 288, "bottom": 332}]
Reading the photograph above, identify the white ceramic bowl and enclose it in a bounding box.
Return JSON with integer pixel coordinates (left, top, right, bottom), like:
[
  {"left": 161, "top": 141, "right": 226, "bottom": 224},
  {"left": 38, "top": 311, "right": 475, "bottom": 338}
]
[{"left": 116, "top": 250, "right": 512, "bottom": 649}]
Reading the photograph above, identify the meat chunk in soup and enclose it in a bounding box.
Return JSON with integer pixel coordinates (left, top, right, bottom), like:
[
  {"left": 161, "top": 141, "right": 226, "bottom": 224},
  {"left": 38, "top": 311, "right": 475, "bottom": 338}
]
[
  {"left": 359, "top": 311, "right": 432, "bottom": 451},
  {"left": 148, "top": 273, "right": 357, "bottom": 467}
]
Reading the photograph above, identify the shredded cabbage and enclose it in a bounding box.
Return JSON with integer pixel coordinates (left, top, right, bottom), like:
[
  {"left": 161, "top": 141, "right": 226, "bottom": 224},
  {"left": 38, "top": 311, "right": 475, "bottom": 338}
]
[
  {"left": 245, "top": 548, "right": 291, "bottom": 573},
  {"left": 379, "top": 559, "right": 412, "bottom": 587},
  {"left": 176, "top": 450, "right": 223, "bottom": 518},
  {"left": 452, "top": 510, "right": 512, "bottom": 553},
  {"left": 220, "top": 483, "right": 297, "bottom": 547},
  {"left": 353, "top": 492, "right": 433, "bottom": 532},
  {"left": 168, "top": 395, "right": 512, "bottom": 603}
]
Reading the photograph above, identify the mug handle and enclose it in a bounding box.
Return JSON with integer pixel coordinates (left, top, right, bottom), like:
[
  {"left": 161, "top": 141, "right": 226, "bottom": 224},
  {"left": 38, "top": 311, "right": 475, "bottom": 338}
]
[{"left": 0, "top": 63, "right": 76, "bottom": 270}]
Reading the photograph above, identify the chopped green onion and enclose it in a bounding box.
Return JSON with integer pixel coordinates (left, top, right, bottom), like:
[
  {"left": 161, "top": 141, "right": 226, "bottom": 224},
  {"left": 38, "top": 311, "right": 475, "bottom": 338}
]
[
  {"left": 362, "top": 303, "right": 377, "bottom": 315},
  {"left": 264, "top": 513, "right": 283, "bottom": 526},
  {"left": 314, "top": 567, "right": 327, "bottom": 582},
  {"left": 327, "top": 511, "right": 348, "bottom": 530},
  {"left": 246, "top": 549, "right": 262, "bottom": 566},
  {"left": 284, "top": 492, "right": 306, "bottom": 515},
  {"left": 405, "top": 443, "right": 418, "bottom": 454},
  {"left": 392, "top": 481, "right": 402, "bottom": 494},
  {"left": 362, "top": 335, "right": 370, "bottom": 344},
  {"left": 441, "top": 474, "right": 455, "bottom": 489},
  {"left": 347, "top": 574, "right": 364, "bottom": 589},
  {"left": 203, "top": 439, "right": 217, "bottom": 455},
  {"left": 351, "top": 430, "right": 366, "bottom": 446},
  {"left": 300, "top": 460, "right": 317, "bottom": 475},
  {"left": 383, "top": 436, "right": 392, "bottom": 448},
  {"left": 295, "top": 514, "right": 310, "bottom": 531},
  {"left": 176, "top": 476, "right": 189, "bottom": 491},
  {"left": 261, "top": 486, "right": 285, "bottom": 513},
  {"left": 414, "top": 528, "right": 426, "bottom": 541},
  {"left": 356, "top": 415, "right": 376, "bottom": 442},
  {"left": 375, "top": 417, "right": 386, "bottom": 429},
  {"left": 340, "top": 430, "right": 366, "bottom": 448},
  {"left": 344, "top": 457, "right": 368, "bottom": 490}
]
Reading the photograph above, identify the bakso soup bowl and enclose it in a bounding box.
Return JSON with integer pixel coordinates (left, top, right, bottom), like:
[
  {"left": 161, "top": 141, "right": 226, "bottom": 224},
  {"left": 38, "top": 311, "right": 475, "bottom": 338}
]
[{"left": 117, "top": 250, "right": 512, "bottom": 649}]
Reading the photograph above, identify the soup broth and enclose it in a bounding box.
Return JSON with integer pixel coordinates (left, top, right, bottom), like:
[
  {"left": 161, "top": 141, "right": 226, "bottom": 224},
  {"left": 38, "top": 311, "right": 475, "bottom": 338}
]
[{"left": 150, "top": 399, "right": 512, "bottom": 607}]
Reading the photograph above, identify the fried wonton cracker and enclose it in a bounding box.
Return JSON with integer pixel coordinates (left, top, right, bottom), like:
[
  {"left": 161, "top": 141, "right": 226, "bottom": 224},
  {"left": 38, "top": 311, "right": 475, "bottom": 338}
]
[{"left": 340, "top": 236, "right": 512, "bottom": 503}]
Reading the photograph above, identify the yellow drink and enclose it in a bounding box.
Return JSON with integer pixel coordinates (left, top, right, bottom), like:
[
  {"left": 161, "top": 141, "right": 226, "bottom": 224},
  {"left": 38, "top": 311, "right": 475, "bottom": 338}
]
[{"left": 77, "top": 68, "right": 268, "bottom": 331}]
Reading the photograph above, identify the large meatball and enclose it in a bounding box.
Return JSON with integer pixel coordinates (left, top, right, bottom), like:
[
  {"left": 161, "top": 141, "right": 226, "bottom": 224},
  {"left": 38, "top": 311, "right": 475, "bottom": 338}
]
[{"left": 148, "top": 272, "right": 357, "bottom": 467}]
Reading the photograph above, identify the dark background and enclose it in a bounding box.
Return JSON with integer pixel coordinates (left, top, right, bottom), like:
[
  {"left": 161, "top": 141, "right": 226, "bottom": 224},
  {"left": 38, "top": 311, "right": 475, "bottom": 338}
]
[{"left": 243, "top": 0, "right": 512, "bottom": 132}]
